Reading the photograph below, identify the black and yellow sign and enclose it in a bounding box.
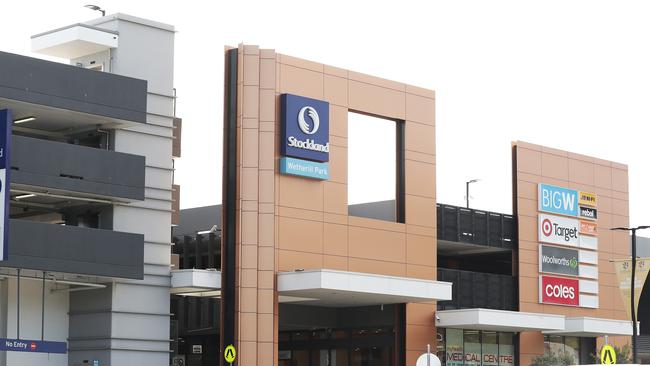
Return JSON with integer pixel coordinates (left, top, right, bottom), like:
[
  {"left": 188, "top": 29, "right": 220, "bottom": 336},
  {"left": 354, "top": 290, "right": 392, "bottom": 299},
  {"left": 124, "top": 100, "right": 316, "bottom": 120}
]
[
  {"left": 224, "top": 344, "right": 236, "bottom": 363},
  {"left": 600, "top": 344, "right": 616, "bottom": 364}
]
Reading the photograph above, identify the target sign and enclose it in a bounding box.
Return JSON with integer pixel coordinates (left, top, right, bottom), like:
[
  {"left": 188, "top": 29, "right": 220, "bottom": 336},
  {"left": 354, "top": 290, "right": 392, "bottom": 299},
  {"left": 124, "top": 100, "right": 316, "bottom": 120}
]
[{"left": 538, "top": 214, "right": 579, "bottom": 247}]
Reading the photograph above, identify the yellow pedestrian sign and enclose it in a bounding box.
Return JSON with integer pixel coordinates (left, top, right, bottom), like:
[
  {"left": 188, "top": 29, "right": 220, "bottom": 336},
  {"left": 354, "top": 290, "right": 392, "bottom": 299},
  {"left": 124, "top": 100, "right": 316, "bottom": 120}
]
[
  {"left": 224, "top": 344, "right": 236, "bottom": 364},
  {"left": 600, "top": 344, "right": 616, "bottom": 364}
]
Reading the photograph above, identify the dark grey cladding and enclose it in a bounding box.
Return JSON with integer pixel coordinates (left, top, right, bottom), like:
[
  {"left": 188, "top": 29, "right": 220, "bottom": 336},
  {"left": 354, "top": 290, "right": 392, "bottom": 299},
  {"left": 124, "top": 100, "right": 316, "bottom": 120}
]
[
  {"left": 12, "top": 135, "right": 145, "bottom": 201},
  {"left": 0, "top": 51, "right": 147, "bottom": 123},
  {"left": 1, "top": 219, "right": 144, "bottom": 279}
]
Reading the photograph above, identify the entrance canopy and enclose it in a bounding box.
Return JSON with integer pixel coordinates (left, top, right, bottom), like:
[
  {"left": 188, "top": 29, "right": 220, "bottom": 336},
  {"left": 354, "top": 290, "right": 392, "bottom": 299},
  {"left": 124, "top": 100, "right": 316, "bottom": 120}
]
[
  {"left": 277, "top": 269, "right": 452, "bottom": 307},
  {"left": 543, "top": 317, "right": 633, "bottom": 337},
  {"left": 436, "top": 308, "right": 565, "bottom": 332},
  {"left": 170, "top": 269, "right": 221, "bottom": 297}
]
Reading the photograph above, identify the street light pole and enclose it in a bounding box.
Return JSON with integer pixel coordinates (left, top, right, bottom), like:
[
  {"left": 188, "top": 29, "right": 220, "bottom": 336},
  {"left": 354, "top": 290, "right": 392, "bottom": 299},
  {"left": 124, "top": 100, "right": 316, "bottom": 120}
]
[
  {"left": 466, "top": 179, "right": 480, "bottom": 208},
  {"left": 611, "top": 225, "right": 650, "bottom": 364}
]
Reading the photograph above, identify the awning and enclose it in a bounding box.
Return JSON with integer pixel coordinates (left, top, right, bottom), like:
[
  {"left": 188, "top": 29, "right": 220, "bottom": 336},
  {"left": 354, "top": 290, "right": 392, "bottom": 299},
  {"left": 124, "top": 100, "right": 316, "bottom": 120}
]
[
  {"left": 436, "top": 308, "right": 565, "bottom": 332},
  {"left": 32, "top": 24, "right": 118, "bottom": 59},
  {"left": 543, "top": 317, "right": 633, "bottom": 337},
  {"left": 277, "top": 269, "right": 452, "bottom": 307},
  {"left": 171, "top": 269, "right": 221, "bottom": 297}
]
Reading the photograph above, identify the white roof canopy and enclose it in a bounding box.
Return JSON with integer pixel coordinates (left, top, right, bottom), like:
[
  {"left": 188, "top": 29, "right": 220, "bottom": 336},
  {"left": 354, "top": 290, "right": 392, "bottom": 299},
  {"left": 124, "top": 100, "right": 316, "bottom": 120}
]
[
  {"left": 171, "top": 269, "right": 220, "bottom": 298},
  {"left": 278, "top": 269, "right": 452, "bottom": 307},
  {"left": 436, "top": 308, "right": 566, "bottom": 332},
  {"left": 543, "top": 317, "right": 633, "bottom": 337},
  {"left": 32, "top": 24, "right": 118, "bottom": 59}
]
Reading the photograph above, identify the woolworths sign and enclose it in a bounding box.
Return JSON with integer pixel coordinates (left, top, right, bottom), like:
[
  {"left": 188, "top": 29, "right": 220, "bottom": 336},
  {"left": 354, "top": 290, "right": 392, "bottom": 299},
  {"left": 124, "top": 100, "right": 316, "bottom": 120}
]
[{"left": 539, "top": 244, "right": 579, "bottom": 276}]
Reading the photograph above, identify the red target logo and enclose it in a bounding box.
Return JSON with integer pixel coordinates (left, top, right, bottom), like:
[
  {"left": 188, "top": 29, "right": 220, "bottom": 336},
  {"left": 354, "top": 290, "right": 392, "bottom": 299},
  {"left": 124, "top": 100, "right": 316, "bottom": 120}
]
[{"left": 542, "top": 219, "right": 553, "bottom": 237}]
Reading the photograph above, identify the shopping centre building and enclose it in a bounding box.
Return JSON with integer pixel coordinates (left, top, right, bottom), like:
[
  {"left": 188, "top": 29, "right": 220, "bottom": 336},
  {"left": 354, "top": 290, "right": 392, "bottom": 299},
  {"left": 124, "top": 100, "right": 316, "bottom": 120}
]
[
  {"left": 167, "top": 44, "right": 644, "bottom": 366},
  {"left": 0, "top": 10, "right": 645, "bottom": 365}
]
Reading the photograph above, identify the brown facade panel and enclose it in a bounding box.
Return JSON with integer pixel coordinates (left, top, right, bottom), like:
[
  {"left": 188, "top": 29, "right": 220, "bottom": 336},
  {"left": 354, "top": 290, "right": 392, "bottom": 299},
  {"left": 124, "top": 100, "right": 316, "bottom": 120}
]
[
  {"left": 513, "top": 140, "right": 631, "bottom": 362},
  {"left": 172, "top": 117, "right": 182, "bottom": 158}
]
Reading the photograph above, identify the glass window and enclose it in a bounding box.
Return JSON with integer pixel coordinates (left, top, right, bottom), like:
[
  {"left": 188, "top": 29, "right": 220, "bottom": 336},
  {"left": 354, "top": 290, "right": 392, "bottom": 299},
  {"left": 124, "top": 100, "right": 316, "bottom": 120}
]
[
  {"left": 498, "top": 332, "right": 515, "bottom": 366},
  {"left": 463, "top": 330, "right": 481, "bottom": 366},
  {"left": 564, "top": 337, "right": 580, "bottom": 365},
  {"left": 445, "top": 329, "right": 464, "bottom": 366},
  {"left": 482, "top": 331, "right": 499, "bottom": 366}
]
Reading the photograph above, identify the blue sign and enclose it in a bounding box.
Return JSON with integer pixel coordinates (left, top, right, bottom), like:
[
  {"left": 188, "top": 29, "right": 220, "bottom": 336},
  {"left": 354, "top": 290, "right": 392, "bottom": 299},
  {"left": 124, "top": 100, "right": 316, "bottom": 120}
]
[
  {"left": 538, "top": 183, "right": 578, "bottom": 217},
  {"left": 0, "top": 338, "right": 67, "bottom": 354},
  {"left": 280, "top": 157, "right": 329, "bottom": 180},
  {"left": 0, "top": 109, "right": 11, "bottom": 261},
  {"left": 280, "top": 94, "right": 329, "bottom": 163}
]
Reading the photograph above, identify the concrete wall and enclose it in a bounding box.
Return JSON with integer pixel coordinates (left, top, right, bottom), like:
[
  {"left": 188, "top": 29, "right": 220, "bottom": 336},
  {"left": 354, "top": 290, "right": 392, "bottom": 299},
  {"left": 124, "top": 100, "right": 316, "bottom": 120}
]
[
  {"left": 513, "top": 141, "right": 630, "bottom": 365},
  {"left": 0, "top": 278, "right": 69, "bottom": 366},
  {"left": 67, "top": 14, "right": 175, "bottom": 366},
  {"left": 233, "top": 45, "right": 437, "bottom": 366}
]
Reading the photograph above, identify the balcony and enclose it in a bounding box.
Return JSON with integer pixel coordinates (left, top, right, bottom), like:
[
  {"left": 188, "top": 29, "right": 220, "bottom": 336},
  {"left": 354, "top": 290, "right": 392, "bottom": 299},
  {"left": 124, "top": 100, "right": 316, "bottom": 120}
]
[
  {"left": 0, "top": 219, "right": 143, "bottom": 279},
  {"left": 437, "top": 268, "right": 517, "bottom": 311},
  {"left": 437, "top": 204, "right": 516, "bottom": 253},
  {"left": 12, "top": 135, "right": 145, "bottom": 202},
  {"left": 0, "top": 50, "right": 146, "bottom": 127}
]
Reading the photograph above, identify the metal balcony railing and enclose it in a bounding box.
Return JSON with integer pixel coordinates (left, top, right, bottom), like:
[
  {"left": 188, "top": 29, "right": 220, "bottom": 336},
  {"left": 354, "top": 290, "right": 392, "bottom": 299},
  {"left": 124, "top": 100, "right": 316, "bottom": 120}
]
[
  {"left": 437, "top": 268, "right": 517, "bottom": 311},
  {"left": 437, "top": 203, "right": 516, "bottom": 249}
]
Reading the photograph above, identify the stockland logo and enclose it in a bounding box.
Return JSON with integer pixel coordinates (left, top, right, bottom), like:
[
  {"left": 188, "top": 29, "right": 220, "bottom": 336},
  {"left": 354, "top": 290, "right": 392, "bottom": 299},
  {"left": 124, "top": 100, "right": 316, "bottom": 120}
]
[
  {"left": 281, "top": 94, "right": 329, "bottom": 163},
  {"left": 538, "top": 183, "right": 579, "bottom": 217},
  {"left": 298, "top": 106, "right": 320, "bottom": 134}
]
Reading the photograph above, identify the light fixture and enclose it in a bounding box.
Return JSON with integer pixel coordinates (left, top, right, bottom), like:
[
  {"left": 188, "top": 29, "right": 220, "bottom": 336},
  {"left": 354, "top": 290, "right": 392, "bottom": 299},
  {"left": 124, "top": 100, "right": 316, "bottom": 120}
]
[
  {"left": 14, "top": 194, "right": 36, "bottom": 200},
  {"left": 84, "top": 4, "right": 106, "bottom": 16},
  {"left": 13, "top": 116, "right": 35, "bottom": 124}
]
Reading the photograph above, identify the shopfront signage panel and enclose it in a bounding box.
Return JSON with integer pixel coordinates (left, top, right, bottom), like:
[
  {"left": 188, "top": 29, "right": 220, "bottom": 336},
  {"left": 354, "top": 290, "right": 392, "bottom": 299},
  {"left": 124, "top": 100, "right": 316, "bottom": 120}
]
[
  {"left": 280, "top": 93, "right": 329, "bottom": 162},
  {"left": 579, "top": 206, "right": 597, "bottom": 220},
  {"left": 0, "top": 109, "right": 12, "bottom": 261},
  {"left": 538, "top": 184, "right": 579, "bottom": 217},
  {"left": 579, "top": 191, "right": 597, "bottom": 207},
  {"left": 539, "top": 275, "right": 579, "bottom": 306},
  {"left": 539, "top": 245, "right": 579, "bottom": 276},
  {"left": 538, "top": 213, "right": 579, "bottom": 247},
  {"left": 580, "top": 221, "right": 597, "bottom": 236}
]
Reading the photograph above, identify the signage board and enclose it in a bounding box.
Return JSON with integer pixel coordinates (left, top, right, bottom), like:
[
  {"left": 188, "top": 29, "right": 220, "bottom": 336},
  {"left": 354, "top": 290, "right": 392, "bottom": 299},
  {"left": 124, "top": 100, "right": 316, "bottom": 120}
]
[
  {"left": 416, "top": 353, "right": 441, "bottom": 366},
  {"left": 538, "top": 184, "right": 579, "bottom": 217},
  {"left": 0, "top": 338, "right": 66, "bottom": 354},
  {"left": 279, "top": 157, "right": 329, "bottom": 180},
  {"left": 600, "top": 344, "right": 616, "bottom": 364},
  {"left": 579, "top": 206, "right": 597, "bottom": 220},
  {"left": 0, "top": 109, "right": 11, "bottom": 261},
  {"left": 224, "top": 344, "right": 237, "bottom": 363},
  {"left": 539, "top": 245, "right": 579, "bottom": 276},
  {"left": 280, "top": 94, "right": 329, "bottom": 163},
  {"left": 580, "top": 221, "right": 597, "bottom": 236},
  {"left": 539, "top": 275, "right": 579, "bottom": 306},
  {"left": 538, "top": 213, "right": 579, "bottom": 247},
  {"left": 579, "top": 191, "right": 597, "bottom": 207},
  {"left": 614, "top": 258, "right": 650, "bottom": 319},
  {"left": 192, "top": 344, "right": 202, "bottom": 354}
]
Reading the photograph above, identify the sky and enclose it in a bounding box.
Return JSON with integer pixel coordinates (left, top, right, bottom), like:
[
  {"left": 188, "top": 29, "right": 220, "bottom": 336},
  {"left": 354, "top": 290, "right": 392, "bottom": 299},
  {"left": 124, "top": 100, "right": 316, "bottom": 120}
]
[{"left": 2, "top": 0, "right": 650, "bottom": 229}]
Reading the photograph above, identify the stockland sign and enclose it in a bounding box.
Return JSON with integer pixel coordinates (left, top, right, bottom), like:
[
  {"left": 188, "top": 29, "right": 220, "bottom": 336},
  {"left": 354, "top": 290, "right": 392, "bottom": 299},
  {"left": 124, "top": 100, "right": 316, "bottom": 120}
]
[
  {"left": 539, "top": 245, "right": 579, "bottom": 276},
  {"left": 538, "top": 184, "right": 579, "bottom": 217},
  {"left": 538, "top": 213, "right": 579, "bottom": 247},
  {"left": 279, "top": 94, "right": 330, "bottom": 180}
]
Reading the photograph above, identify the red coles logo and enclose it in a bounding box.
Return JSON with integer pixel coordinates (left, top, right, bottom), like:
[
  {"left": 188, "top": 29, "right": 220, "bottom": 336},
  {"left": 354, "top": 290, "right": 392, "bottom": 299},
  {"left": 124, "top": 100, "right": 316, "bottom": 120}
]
[{"left": 541, "top": 276, "right": 579, "bottom": 306}]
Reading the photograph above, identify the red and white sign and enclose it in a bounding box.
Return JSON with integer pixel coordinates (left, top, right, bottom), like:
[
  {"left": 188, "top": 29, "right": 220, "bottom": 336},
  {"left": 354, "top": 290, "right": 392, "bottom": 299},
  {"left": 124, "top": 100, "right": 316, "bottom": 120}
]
[
  {"left": 580, "top": 221, "right": 597, "bottom": 236},
  {"left": 538, "top": 214, "right": 580, "bottom": 247},
  {"left": 539, "top": 275, "right": 579, "bottom": 306}
]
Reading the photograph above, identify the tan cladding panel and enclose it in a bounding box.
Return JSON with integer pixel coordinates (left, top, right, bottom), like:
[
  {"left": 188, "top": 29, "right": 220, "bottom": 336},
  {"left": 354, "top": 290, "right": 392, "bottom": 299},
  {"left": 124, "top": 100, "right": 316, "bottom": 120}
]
[
  {"left": 255, "top": 48, "right": 437, "bottom": 280},
  {"left": 513, "top": 141, "right": 629, "bottom": 320}
]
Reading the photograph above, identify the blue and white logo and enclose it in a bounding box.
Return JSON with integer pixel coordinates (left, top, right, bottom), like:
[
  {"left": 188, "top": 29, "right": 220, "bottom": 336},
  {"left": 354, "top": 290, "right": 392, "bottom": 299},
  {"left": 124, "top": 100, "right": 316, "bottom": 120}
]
[
  {"left": 298, "top": 106, "right": 320, "bottom": 135},
  {"left": 281, "top": 94, "right": 329, "bottom": 163},
  {"left": 538, "top": 183, "right": 578, "bottom": 217}
]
